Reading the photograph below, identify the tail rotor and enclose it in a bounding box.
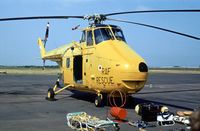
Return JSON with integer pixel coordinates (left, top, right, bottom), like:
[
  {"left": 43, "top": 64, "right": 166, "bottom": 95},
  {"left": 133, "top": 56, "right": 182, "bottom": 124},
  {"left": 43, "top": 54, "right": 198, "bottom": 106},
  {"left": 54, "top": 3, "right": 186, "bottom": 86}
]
[
  {"left": 42, "top": 22, "right": 50, "bottom": 70},
  {"left": 44, "top": 22, "right": 50, "bottom": 47}
]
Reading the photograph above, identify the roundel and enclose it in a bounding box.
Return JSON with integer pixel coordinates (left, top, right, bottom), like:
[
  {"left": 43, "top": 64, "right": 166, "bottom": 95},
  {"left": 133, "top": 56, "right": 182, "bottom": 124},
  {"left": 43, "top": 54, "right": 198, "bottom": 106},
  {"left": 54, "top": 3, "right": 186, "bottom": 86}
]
[{"left": 98, "top": 65, "right": 102, "bottom": 71}]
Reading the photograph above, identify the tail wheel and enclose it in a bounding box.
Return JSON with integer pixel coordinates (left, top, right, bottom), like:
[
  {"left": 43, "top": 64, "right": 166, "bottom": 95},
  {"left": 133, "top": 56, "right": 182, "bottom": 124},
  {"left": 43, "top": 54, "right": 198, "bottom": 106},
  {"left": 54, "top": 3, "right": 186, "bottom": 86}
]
[
  {"left": 46, "top": 88, "right": 55, "bottom": 101},
  {"left": 94, "top": 94, "right": 103, "bottom": 107}
]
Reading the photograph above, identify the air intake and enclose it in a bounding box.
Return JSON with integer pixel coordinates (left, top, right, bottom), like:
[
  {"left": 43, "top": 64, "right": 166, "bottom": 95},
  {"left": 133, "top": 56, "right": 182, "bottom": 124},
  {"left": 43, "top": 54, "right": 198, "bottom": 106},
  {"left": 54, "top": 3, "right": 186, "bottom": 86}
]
[{"left": 139, "top": 62, "right": 148, "bottom": 72}]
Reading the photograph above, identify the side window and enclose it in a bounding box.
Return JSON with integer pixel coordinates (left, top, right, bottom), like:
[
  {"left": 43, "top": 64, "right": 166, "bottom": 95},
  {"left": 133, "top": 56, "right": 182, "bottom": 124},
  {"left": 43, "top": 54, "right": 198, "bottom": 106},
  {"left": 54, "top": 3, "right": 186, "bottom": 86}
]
[
  {"left": 80, "top": 31, "right": 86, "bottom": 43},
  {"left": 66, "top": 58, "right": 70, "bottom": 68},
  {"left": 112, "top": 28, "right": 126, "bottom": 42},
  {"left": 86, "top": 31, "right": 93, "bottom": 46}
]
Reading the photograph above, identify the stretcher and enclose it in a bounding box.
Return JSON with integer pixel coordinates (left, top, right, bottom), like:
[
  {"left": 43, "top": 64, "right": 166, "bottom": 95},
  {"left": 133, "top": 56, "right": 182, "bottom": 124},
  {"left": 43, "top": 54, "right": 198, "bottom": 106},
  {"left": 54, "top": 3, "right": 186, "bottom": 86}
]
[{"left": 66, "top": 112, "right": 120, "bottom": 131}]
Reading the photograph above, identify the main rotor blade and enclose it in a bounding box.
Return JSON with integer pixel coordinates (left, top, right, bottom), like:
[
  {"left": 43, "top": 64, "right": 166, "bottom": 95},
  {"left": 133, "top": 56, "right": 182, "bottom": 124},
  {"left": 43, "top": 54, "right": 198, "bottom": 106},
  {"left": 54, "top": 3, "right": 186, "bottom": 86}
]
[
  {"left": 0, "top": 16, "right": 84, "bottom": 21},
  {"left": 107, "top": 18, "right": 200, "bottom": 40},
  {"left": 104, "top": 9, "right": 200, "bottom": 16}
]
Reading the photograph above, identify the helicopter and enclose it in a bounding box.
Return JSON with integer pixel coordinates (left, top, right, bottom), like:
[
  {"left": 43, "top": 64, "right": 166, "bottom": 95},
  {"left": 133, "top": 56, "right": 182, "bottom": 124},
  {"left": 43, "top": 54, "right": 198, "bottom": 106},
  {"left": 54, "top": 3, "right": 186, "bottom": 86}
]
[{"left": 0, "top": 9, "right": 200, "bottom": 107}]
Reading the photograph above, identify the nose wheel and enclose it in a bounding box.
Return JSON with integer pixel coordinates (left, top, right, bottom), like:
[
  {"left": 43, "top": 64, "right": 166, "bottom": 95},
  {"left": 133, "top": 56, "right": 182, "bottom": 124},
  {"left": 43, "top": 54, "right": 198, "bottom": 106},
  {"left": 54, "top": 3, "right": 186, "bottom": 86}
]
[{"left": 94, "top": 94, "right": 103, "bottom": 107}]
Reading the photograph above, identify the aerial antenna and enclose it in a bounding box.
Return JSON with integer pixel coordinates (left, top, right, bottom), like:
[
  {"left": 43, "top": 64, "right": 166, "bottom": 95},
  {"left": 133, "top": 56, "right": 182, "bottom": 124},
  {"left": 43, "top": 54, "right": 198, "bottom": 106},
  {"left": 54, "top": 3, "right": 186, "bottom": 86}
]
[{"left": 72, "top": 25, "right": 80, "bottom": 30}]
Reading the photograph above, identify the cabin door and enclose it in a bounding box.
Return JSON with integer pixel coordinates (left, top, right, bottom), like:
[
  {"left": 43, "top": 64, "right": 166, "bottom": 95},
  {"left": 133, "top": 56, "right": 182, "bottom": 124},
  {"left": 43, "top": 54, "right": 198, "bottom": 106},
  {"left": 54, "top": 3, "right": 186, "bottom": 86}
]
[
  {"left": 83, "top": 46, "right": 96, "bottom": 87},
  {"left": 63, "top": 57, "right": 73, "bottom": 84},
  {"left": 73, "top": 55, "right": 83, "bottom": 83},
  {"left": 82, "top": 30, "right": 95, "bottom": 87}
]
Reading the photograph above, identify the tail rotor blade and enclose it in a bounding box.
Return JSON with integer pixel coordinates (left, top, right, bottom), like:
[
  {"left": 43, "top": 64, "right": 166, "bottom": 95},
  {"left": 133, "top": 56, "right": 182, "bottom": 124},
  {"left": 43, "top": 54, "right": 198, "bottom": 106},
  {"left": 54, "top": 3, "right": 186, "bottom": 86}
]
[{"left": 44, "top": 22, "right": 50, "bottom": 44}]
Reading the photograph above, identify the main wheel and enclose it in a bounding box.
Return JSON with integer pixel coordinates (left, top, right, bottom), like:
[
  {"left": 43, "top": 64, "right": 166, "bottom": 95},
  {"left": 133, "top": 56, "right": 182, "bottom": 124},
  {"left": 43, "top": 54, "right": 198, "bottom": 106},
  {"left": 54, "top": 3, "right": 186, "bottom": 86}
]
[
  {"left": 46, "top": 88, "right": 55, "bottom": 101},
  {"left": 94, "top": 95, "right": 103, "bottom": 107}
]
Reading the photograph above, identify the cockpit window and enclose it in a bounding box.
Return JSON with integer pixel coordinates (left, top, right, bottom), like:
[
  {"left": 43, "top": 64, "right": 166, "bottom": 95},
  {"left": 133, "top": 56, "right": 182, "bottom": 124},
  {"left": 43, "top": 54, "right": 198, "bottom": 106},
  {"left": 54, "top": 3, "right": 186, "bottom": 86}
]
[
  {"left": 86, "top": 31, "right": 93, "bottom": 46},
  {"left": 94, "top": 28, "right": 113, "bottom": 44},
  {"left": 112, "top": 28, "right": 126, "bottom": 42}
]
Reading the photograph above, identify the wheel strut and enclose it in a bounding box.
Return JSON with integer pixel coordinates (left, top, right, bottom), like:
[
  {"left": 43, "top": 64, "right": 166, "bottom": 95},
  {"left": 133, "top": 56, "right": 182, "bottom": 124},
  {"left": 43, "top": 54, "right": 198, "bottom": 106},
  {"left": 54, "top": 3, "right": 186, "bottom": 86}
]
[
  {"left": 46, "top": 78, "right": 72, "bottom": 101},
  {"left": 94, "top": 93, "right": 103, "bottom": 107}
]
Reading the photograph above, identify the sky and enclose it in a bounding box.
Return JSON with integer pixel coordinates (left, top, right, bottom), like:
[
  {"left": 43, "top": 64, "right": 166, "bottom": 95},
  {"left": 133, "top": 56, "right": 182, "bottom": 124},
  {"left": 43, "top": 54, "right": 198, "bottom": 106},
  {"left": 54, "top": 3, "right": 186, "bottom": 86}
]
[{"left": 0, "top": 0, "right": 200, "bottom": 67}]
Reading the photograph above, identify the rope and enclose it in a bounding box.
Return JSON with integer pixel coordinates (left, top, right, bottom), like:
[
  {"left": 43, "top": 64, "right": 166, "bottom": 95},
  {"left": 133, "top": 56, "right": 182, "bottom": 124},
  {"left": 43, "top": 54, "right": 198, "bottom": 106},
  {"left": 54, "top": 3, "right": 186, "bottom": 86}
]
[{"left": 109, "top": 89, "right": 127, "bottom": 107}]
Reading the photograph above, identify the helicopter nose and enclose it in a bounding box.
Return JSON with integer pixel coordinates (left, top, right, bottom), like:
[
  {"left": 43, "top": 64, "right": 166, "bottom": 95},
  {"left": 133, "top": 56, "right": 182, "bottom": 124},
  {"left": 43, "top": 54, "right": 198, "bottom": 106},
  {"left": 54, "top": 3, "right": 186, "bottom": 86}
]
[
  {"left": 120, "top": 62, "right": 148, "bottom": 93},
  {"left": 139, "top": 62, "right": 148, "bottom": 72}
]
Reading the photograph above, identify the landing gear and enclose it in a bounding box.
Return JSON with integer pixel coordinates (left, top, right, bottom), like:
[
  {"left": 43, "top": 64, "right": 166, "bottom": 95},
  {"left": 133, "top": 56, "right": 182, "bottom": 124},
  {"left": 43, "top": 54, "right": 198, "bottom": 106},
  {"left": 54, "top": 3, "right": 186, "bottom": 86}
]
[
  {"left": 46, "top": 78, "right": 72, "bottom": 101},
  {"left": 94, "top": 94, "right": 103, "bottom": 107},
  {"left": 46, "top": 88, "right": 55, "bottom": 101}
]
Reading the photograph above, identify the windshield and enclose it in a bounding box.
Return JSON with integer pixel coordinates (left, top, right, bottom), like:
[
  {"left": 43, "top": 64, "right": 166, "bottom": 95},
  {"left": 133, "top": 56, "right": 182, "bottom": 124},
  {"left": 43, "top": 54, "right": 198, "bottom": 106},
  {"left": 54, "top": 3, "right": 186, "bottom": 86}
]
[
  {"left": 112, "top": 28, "right": 126, "bottom": 42},
  {"left": 94, "top": 28, "right": 113, "bottom": 44}
]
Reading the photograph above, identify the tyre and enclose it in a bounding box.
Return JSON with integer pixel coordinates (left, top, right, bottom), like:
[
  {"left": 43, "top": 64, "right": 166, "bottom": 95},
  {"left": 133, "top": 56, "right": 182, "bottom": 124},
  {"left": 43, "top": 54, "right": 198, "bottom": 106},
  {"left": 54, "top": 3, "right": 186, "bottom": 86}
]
[{"left": 46, "top": 88, "right": 55, "bottom": 101}]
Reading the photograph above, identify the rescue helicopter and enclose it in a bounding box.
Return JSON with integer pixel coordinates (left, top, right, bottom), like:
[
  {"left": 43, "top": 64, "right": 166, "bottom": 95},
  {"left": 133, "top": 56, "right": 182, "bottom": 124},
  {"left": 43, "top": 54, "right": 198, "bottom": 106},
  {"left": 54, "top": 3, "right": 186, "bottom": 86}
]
[{"left": 0, "top": 9, "right": 200, "bottom": 107}]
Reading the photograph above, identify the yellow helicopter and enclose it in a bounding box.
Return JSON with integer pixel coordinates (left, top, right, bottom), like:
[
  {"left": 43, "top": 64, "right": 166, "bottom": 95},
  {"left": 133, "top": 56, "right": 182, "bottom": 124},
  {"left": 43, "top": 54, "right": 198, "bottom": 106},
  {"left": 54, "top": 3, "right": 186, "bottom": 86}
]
[{"left": 0, "top": 9, "right": 200, "bottom": 107}]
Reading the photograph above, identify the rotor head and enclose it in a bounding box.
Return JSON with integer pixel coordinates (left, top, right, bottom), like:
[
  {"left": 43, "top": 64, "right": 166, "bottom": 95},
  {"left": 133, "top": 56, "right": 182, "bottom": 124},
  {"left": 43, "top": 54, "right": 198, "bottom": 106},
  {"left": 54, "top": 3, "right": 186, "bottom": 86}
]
[{"left": 84, "top": 14, "right": 106, "bottom": 25}]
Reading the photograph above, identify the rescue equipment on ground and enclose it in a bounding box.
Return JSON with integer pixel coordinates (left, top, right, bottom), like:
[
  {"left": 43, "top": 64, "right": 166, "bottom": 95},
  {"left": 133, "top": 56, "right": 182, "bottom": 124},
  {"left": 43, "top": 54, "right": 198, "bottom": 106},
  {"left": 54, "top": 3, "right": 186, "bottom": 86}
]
[
  {"left": 110, "top": 107, "right": 127, "bottom": 120},
  {"left": 157, "top": 107, "right": 175, "bottom": 126},
  {"left": 173, "top": 110, "right": 193, "bottom": 126},
  {"left": 135, "top": 103, "right": 162, "bottom": 122},
  {"left": 128, "top": 120, "right": 156, "bottom": 129},
  {"left": 161, "top": 106, "right": 169, "bottom": 113},
  {"left": 176, "top": 110, "right": 193, "bottom": 117},
  {"left": 66, "top": 112, "right": 120, "bottom": 131},
  {"left": 173, "top": 115, "right": 190, "bottom": 126}
]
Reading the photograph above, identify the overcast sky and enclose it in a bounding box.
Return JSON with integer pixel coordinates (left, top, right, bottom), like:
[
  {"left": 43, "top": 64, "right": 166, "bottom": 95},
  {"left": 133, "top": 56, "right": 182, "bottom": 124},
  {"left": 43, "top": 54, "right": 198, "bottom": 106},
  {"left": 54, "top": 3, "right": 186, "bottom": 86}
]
[{"left": 0, "top": 0, "right": 200, "bottom": 67}]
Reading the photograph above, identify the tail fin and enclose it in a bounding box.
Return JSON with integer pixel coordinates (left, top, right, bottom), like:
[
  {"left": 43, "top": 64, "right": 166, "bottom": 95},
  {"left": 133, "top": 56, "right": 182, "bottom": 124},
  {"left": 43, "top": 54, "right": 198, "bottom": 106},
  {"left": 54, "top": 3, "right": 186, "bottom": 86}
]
[{"left": 37, "top": 38, "right": 46, "bottom": 58}]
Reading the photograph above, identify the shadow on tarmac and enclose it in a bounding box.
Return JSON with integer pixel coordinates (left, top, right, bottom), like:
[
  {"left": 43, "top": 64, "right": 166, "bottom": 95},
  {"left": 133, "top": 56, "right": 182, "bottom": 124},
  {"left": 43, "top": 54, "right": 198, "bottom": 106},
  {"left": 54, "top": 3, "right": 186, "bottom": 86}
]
[{"left": 57, "top": 90, "right": 195, "bottom": 111}]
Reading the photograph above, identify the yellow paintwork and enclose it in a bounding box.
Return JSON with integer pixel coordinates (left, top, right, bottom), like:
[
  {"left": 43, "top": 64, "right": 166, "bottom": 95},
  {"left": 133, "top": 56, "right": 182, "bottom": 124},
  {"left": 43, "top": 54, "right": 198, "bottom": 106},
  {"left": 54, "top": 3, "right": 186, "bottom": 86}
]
[{"left": 37, "top": 25, "right": 148, "bottom": 96}]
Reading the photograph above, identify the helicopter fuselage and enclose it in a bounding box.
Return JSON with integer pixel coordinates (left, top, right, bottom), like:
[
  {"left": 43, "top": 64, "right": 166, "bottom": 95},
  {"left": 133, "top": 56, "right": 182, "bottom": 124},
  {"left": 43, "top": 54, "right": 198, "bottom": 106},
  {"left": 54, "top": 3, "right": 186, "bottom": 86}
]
[
  {"left": 38, "top": 24, "right": 148, "bottom": 106},
  {"left": 61, "top": 24, "right": 148, "bottom": 95}
]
